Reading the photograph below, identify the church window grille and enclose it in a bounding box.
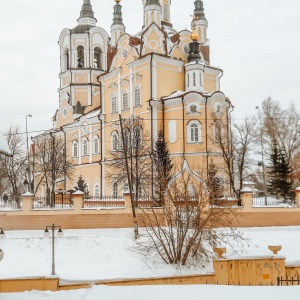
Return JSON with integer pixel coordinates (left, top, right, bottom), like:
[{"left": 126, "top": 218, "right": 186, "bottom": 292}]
[
  {"left": 190, "top": 105, "right": 197, "bottom": 113},
  {"left": 94, "top": 47, "right": 102, "bottom": 69},
  {"left": 134, "top": 87, "right": 141, "bottom": 107},
  {"left": 77, "top": 46, "right": 84, "bottom": 68}
]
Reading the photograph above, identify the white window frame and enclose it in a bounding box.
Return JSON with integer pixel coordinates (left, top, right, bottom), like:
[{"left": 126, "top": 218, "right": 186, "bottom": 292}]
[
  {"left": 134, "top": 86, "right": 141, "bottom": 107},
  {"left": 94, "top": 183, "right": 100, "bottom": 197},
  {"left": 111, "top": 131, "right": 118, "bottom": 151},
  {"left": 122, "top": 91, "right": 129, "bottom": 111},
  {"left": 82, "top": 138, "right": 88, "bottom": 156},
  {"left": 73, "top": 141, "right": 78, "bottom": 158},
  {"left": 112, "top": 182, "right": 118, "bottom": 198},
  {"left": 111, "top": 93, "right": 117, "bottom": 114},
  {"left": 187, "top": 120, "right": 201, "bottom": 143},
  {"left": 93, "top": 136, "right": 99, "bottom": 154}
]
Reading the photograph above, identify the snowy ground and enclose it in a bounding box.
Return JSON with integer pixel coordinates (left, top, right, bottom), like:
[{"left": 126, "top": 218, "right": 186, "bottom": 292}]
[
  {"left": 2, "top": 285, "right": 300, "bottom": 300},
  {"left": 1, "top": 226, "right": 300, "bottom": 281},
  {"left": 1, "top": 226, "right": 300, "bottom": 299}
]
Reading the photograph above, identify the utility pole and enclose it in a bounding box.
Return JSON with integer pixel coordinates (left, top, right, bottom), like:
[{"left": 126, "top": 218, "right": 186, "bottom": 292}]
[{"left": 118, "top": 114, "right": 138, "bottom": 239}]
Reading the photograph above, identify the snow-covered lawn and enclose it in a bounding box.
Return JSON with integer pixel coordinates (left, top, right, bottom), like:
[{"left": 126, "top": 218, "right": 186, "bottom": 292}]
[
  {"left": 2, "top": 285, "right": 300, "bottom": 300},
  {"left": 1, "top": 226, "right": 300, "bottom": 299},
  {"left": 1, "top": 226, "right": 300, "bottom": 281}
]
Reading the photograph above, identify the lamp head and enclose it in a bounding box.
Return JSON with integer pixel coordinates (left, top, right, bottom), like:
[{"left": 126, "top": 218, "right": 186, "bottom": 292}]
[{"left": 43, "top": 228, "right": 50, "bottom": 238}]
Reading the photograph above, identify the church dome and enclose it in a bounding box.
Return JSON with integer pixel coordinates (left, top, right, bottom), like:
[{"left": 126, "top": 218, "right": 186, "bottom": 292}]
[{"left": 70, "top": 24, "right": 94, "bottom": 34}]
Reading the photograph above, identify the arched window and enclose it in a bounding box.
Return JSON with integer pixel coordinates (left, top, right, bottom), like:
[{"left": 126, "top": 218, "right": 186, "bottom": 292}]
[
  {"left": 122, "top": 91, "right": 129, "bottom": 110},
  {"left": 93, "top": 136, "right": 99, "bottom": 154},
  {"left": 187, "top": 74, "right": 190, "bottom": 87},
  {"left": 84, "top": 183, "right": 89, "bottom": 195},
  {"left": 193, "top": 73, "right": 196, "bottom": 86},
  {"left": 188, "top": 121, "right": 201, "bottom": 143},
  {"left": 123, "top": 182, "right": 129, "bottom": 193},
  {"left": 94, "top": 183, "right": 100, "bottom": 197},
  {"left": 73, "top": 141, "right": 78, "bottom": 157},
  {"left": 123, "top": 128, "right": 130, "bottom": 150},
  {"left": 214, "top": 120, "right": 224, "bottom": 143},
  {"left": 112, "top": 182, "right": 118, "bottom": 198},
  {"left": 82, "top": 138, "right": 88, "bottom": 156},
  {"left": 77, "top": 46, "right": 84, "bottom": 68},
  {"left": 133, "top": 126, "right": 142, "bottom": 148},
  {"left": 65, "top": 48, "right": 70, "bottom": 71},
  {"left": 111, "top": 94, "right": 117, "bottom": 114},
  {"left": 94, "top": 47, "right": 102, "bottom": 69},
  {"left": 134, "top": 87, "right": 141, "bottom": 107},
  {"left": 111, "top": 131, "right": 118, "bottom": 151}
]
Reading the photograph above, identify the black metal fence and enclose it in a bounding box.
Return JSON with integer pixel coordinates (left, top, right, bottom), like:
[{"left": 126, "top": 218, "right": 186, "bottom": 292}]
[
  {"left": 277, "top": 276, "right": 300, "bottom": 286},
  {"left": 83, "top": 196, "right": 124, "bottom": 208},
  {"left": 33, "top": 194, "right": 73, "bottom": 209},
  {"left": 0, "top": 197, "right": 22, "bottom": 210}
]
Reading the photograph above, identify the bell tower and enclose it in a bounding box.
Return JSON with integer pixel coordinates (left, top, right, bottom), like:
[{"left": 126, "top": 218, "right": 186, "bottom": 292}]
[{"left": 55, "top": 0, "right": 109, "bottom": 128}]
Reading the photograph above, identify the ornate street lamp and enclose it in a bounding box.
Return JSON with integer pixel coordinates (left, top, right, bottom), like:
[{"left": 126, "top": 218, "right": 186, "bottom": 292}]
[{"left": 43, "top": 224, "right": 64, "bottom": 275}]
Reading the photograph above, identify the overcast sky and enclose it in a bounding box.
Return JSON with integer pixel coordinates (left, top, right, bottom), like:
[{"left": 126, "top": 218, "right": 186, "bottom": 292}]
[{"left": 0, "top": 0, "right": 299, "bottom": 135}]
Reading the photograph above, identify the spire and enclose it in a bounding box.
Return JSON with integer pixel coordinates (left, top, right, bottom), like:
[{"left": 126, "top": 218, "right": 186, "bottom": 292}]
[
  {"left": 111, "top": 0, "right": 126, "bottom": 47},
  {"left": 77, "top": 0, "right": 97, "bottom": 26},
  {"left": 112, "top": 0, "right": 124, "bottom": 27},
  {"left": 193, "top": 0, "right": 206, "bottom": 21}
]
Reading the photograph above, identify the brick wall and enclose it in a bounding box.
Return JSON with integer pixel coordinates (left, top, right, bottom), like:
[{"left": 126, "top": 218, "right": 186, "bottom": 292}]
[{"left": 2, "top": 214, "right": 134, "bottom": 231}]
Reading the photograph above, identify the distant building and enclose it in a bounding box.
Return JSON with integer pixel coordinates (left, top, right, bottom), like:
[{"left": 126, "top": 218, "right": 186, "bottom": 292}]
[{"left": 33, "top": 0, "right": 233, "bottom": 198}]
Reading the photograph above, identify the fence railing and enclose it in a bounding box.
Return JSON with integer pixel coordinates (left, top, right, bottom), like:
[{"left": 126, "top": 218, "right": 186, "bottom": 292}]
[
  {"left": 33, "top": 194, "right": 73, "bottom": 209},
  {"left": 277, "top": 276, "right": 300, "bottom": 286},
  {"left": 252, "top": 195, "right": 296, "bottom": 207},
  {"left": 83, "top": 196, "right": 124, "bottom": 208},
  {"left": 0, "top": 197, "right": 22, "bottom": 210}
]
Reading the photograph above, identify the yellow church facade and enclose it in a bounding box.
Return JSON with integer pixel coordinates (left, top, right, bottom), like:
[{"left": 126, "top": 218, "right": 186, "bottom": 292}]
[{"left": 34, "top": 0, "right": 233, "bottom": 198}]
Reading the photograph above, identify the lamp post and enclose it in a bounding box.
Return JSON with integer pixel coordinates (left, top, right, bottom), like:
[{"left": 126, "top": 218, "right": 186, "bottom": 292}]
[
  {"left": 0, "top": 228, "right": 5, "bottom": 262},
  {"left": 26, "top": 114, "right": 32, "bottom": 193},
  {"left": 43, "top": 224, "right": 63, "bottom": 275},
  {"left": 256, "top": 106, "right": 268, "bottom": 205}
]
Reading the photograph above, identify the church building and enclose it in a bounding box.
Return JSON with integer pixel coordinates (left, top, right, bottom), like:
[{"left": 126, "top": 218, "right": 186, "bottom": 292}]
[{"left": 34, "top": 0, "right": 233, "bottom": 198}]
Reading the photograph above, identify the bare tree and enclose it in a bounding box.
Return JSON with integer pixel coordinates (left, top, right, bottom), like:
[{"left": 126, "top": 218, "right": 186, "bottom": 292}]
[
  {"left": 261, "top": 97, "right": 300, "bottom": 163},
  {"left": 0, "top": 126, "right": 27, "bottom": 205},
  {"left": 33, "top": 131, "right": 73, "bottom": 206},
  {"left": 136, "top": 171, "right": 243, "bottom": 266},
  {"left": 213, "top": 118, "right": 256, "bottom": 199},
  {"left": 106, "top": 117, "right": 152, "bottom": 200}
]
